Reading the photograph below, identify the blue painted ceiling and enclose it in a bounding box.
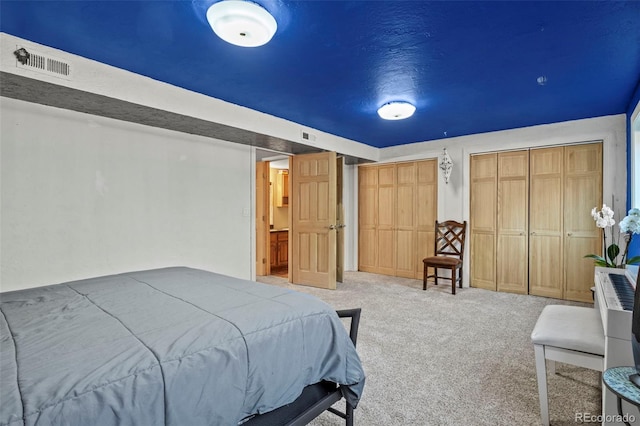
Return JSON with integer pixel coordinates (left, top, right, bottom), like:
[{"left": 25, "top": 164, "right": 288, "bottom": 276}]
[{"left": 1, "top": 1, "right": 639, "bottom": 148}]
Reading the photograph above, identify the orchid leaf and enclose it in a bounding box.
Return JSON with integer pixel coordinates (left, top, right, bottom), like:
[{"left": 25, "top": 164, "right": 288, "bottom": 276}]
[
  {"left": 627, "top": 256, "right": 640, "bottom": 265},
  {"left": 584, "top": 254, "right": 605, "bottom": 261},
  {"left": 584, "top": 254, "right": 608, "bottom": 267},
  {"left": 607, "top": 244, "right": 620, "bottom": 264}
]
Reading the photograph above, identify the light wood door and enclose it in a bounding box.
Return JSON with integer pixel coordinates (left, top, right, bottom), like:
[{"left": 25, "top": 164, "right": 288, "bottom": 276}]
[
  {"left": 290, "top": 152, "right": 337, "bottom": 289},
  {"left": 564, "top": 143, "right": 602, "bottom": 302},
  {"left": 415, "top": 160, "right": 438, "bottom": 278},
  {"left": 395, "top": 162, "right": 417, "bottom": 278},
  {"left": 255, "top": 161, "right": 270, "bottom": 276},
  {"left": 529, "top": 147, "right": 564, "bottom": 298},
  {"left": 377, "top": 165, "right": 396, "bottom": 276},
  {"left": 470, "top": 153, "right": 498, "bottom": 290},
  {"left": 496, "top": 151, "right": 529, "bottom": 294},
  {"left": 358, "top": 166, "right": 378, "bottom": 273},
  {"left": 358, "top": 160, "right": 437, "bottom": 279}
]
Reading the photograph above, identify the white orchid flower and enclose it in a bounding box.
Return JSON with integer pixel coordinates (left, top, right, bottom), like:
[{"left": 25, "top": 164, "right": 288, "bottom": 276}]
[
  {"left": 592, "top": 204, "right": 615, "bottom": 228},
  {"left": 588, "top": 205, "right": 640, "bottom": 267},
  {"left": 621, "top": 214, "right": 640, "bottom": 234},
  {"left": 602, "top": 204, "right": 615, "bottom": 219}
]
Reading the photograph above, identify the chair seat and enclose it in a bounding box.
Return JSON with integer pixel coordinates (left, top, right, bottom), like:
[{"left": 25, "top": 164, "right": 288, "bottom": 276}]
[
  {"left": 531, "top": 305, "right": 605, "bottom": 426},
  {"left": 423, "top": 256, "right": 462, "bottom": 267},
  {"left": 531, "top": 305, "right": 604, "bottom": 355}
]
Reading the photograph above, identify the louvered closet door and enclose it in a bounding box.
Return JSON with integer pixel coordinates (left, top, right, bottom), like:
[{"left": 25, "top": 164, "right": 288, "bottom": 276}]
[
  {"left": 377, "top": 165, "right": 396, "bottom": 276},
  {"left": 358, "top": 166, "right": 378, "bottom": 273},
  {"left": 470, "top": 153, "right": 498, "bottom": 290},
  {"left": 496, "top": 151, "right": 529, "bottom": 294},
  {"left": 564, "top": 143, "right": 602, "bottom": 302},
  {"left": 529, "top": 147, "right": 564, "bottom": 299}
]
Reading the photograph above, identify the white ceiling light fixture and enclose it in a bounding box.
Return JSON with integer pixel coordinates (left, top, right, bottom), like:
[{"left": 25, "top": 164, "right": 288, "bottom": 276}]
[
  {"left": 377, "top": 101, "right": 416, "bottom": 120},
  {"left": 206, "top": 0, "right": 277, "bottom": 48}
]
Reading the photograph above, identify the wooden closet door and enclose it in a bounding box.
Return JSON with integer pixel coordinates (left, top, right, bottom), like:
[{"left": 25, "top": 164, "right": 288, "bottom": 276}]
[
  {"left": 359, "top": 160, "right": 438, "bottom": 279},
  {"left": 470, "top": 153, "right": 498, "bottom": 290},
  {"left": 529, "top": 147, "right": 564, "bottom": 298},
  {"left": 564, "top": 142, "right": 602, "bottom": 302},
  {"left": 415, "top": 160, "right": 438, "bottom": 279},
  {"left": 395, "top": 162, "right": 417, "bottom": 278},
  {"left": 496, "top": 151, "right": 529, "bottom": 294},
  {"left": 377, "top": 165, "right": 396, "bottom": 275},
  {"left": 358, "top": 166, "right": 378, "bottom": 273}
]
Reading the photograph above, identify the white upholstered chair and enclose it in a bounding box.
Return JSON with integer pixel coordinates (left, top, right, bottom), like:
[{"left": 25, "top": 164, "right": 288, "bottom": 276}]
[{"left": 531, "top": 305, "right": 605, "bottom": 426}]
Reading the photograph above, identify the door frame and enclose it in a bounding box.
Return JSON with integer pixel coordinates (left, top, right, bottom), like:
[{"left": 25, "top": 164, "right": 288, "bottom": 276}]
[{"left": 255, "top": 161, "right": 271, "bottom": 276}]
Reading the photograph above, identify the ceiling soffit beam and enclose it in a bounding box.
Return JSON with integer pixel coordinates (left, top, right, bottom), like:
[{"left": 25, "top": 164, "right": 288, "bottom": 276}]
[{"left": 0, "top": 72, "right": 371, "bottom": 165}]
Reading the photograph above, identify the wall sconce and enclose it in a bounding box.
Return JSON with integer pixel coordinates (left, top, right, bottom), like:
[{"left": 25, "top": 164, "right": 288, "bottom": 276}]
[{"left": 439, "top": 148, "right": 453, "bottom": 184}]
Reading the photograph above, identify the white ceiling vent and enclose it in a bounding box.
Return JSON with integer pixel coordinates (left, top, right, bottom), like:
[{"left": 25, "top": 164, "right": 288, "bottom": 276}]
[{"left": 14, "top": 47, "right": 72, "bottom": 80}]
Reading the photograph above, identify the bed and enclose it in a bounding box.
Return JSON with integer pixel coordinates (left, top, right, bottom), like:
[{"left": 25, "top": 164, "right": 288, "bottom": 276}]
[{"left": 0, "top": 267, "right": 365, "bottom": 426}]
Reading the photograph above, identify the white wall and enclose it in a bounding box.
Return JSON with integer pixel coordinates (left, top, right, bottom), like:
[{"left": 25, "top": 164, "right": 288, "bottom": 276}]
[
  {"left": 0, "top": 33, "right": 378, "bottom": 285},
  {"left": 341, "top": 115, "right": 627, "bottom": 284},
  {"left": 1, "top": 98, "right": 253, "bottom": 292},
  {"left": 342, "top": 164, "right": 357, "bottom": 272}
]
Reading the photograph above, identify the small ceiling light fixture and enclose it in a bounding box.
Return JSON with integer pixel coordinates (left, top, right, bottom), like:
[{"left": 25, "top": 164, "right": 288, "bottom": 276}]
[
  {"left": 206, "top": 0, "right": 277, "bottom": 47},
  {"left": 377, "top": 101, "right": 416, "bottom": 120}
]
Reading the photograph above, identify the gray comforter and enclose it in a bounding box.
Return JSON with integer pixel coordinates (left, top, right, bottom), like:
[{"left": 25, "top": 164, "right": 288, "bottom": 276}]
[{"left": 0, "top": 267, "right": 365, "bottom": 426}]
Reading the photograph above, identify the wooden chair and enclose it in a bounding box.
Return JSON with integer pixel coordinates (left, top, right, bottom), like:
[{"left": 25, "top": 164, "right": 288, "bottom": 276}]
[{"left": 422, "top": 220, "right": 467, "bottom": 294}]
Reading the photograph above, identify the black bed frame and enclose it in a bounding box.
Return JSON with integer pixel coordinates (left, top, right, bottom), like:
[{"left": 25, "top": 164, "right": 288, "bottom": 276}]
[{"left": 244, "top": 308, "right": 362, "bottom": 426}]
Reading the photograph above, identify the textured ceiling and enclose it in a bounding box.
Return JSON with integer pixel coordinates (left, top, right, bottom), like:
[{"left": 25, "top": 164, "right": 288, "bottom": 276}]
[{"left": 1, "top": 1, "right": 639, "bottom": 148}]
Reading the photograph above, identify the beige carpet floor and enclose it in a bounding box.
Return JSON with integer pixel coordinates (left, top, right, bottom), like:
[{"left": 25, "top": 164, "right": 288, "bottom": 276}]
[{"left": 257, "top": 271, "right": 601, "bottom": 426}]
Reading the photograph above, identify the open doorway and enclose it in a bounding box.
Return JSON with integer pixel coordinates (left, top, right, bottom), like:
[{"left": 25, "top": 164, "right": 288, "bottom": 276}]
[
  {"left": 268, "top": 157, "right": 290, "bottom": 278},
  {"left": 255, "top": 149, "right": 291, "bottom": 279},
  {"left": 256, "top": 149, "right": 345, "bottom": 288}
]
